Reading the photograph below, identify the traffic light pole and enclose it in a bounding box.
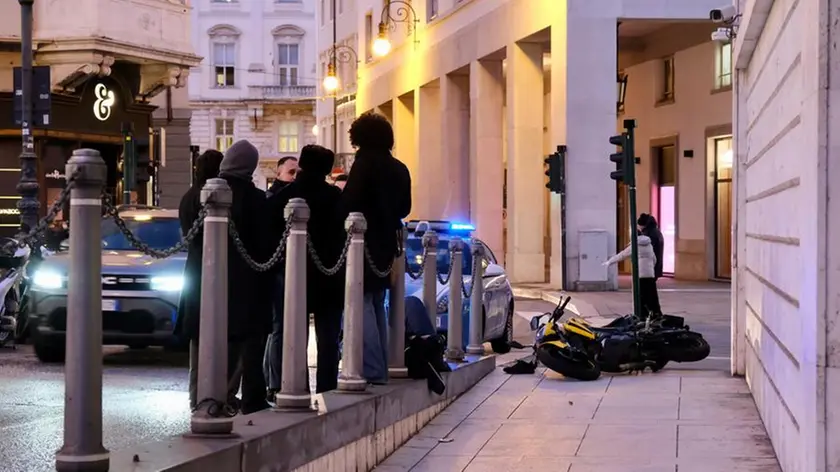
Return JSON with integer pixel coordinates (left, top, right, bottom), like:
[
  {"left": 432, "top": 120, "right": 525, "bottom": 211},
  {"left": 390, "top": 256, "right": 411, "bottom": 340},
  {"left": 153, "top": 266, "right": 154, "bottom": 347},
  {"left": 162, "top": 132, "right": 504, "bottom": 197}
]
[{"left": 623, "top": 120, "right": 642, "bottom": 319}]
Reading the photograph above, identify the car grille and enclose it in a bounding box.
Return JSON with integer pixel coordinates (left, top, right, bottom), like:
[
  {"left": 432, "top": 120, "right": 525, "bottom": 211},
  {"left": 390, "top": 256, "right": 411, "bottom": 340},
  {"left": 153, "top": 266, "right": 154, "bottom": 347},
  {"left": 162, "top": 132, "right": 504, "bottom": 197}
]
[
  {"left": 101, "top": 274, "right": 151, "bottom": 291},
  {"left": 48, "top": 308, "right": 158, "bottom": 334}
]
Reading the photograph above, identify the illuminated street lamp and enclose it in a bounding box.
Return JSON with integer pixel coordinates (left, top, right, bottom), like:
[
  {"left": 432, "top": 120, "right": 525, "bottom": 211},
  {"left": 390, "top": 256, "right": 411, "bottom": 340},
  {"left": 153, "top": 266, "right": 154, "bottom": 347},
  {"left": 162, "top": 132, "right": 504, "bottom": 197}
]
[
  {"left": 323, "top": 63, "right": 339, "bottom": 93},
  {"left": 374, "top": 0, "right": 419, "bottom": 57}
]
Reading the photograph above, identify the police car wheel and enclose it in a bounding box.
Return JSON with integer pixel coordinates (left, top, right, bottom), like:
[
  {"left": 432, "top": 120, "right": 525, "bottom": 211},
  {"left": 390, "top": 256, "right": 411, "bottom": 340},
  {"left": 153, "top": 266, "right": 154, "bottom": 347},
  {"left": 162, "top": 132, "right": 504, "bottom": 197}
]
[
  {"left": 490, "top": 302, "right": 514, "bottom": 354},
  {"left": 34, "top": 336, "right": 65, "bottom": 363}
]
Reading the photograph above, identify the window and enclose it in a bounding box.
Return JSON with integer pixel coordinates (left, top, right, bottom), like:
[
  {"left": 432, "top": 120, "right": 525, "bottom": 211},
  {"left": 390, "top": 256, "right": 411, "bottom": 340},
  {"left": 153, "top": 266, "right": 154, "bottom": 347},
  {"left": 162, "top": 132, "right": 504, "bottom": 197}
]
[
  {"left": 213, "top": 43, "right": 236, "bottom": 87},
  {"left": 215, "top": 118, "right": 235, "bottom": 151},
  {"left": 339, "top": 0, "right": 343, "bottom": 14},
  {"left": 277, "top": 44, "right": 300, "bottom": 86},
  {"left": 427, "top": 0, "right": 438, "bottom": 20},
  {"left": 321, "top": 0, "right": 325, "bottom": 25},
  {"left": 660, "top": 56, "right": 674, "bottom": 102},
  {"left": 102, "top": 218, "right": 184, "bottom": 252},
  {"left": 716, "top": 42, "right": 732, "bottom": 89},
  {"left": 278, "top": 121, "right": 300, "bottom": 152},
  {"left": 365, "top": 13, "right": 373, "bottom": 61}
]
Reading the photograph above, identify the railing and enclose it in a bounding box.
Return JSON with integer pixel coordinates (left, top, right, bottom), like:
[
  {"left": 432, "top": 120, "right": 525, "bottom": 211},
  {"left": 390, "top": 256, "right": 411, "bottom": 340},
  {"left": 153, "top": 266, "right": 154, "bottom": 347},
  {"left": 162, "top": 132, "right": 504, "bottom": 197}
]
[
  {"left": 2, "top": 148, "right": 488, "bottom": 472},
  {"left": 248, "top": 85, "right": 317, "bottom": 100}
]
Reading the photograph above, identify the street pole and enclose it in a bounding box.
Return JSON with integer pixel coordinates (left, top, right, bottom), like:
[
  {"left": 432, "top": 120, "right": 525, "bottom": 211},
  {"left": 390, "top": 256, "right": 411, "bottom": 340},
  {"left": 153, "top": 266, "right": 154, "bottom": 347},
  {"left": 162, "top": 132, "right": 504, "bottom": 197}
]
[
  {"left": 623, "top": 119, "right": 642, "bottom": 319},
  {"left": 17, "top": 0, "right": 39, "bottom": 232},
  {"left": 331, "top": 0, "right": 338, "bottom": 151}
]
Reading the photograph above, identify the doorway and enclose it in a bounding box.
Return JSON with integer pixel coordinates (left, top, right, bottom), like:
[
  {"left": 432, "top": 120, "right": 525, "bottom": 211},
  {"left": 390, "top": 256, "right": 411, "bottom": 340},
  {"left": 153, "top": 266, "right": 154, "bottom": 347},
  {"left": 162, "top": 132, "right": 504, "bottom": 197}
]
[
  {"left": 651, "top": 143, "right": 676, "bottom": 276},
  {"left": 712, "top": 136, "right": 733, "bottom": 279},
  {"left": 616, "top": 181, "right": 630, "bottom": 274}
]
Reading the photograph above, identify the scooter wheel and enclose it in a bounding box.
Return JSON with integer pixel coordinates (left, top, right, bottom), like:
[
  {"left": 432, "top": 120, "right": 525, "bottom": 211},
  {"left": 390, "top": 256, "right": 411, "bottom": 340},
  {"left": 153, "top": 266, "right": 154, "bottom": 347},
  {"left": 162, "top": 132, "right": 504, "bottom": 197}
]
[
  {"left": 664, "top": 332, "right": 711, "bottom": 363},
  {"left": 536, "top": 344, "right": 601, "bottom": 381}
]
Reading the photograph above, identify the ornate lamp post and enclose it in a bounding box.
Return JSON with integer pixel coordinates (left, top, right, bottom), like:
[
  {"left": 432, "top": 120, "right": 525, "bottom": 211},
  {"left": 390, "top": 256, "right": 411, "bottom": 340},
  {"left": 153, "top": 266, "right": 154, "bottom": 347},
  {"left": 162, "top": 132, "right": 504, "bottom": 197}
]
[
  {"left": 373, "top": 0, "right": 420, "bottom": 58},
  {"left": 322, "top": 44, "right": 358, "bottom": 151},
  {"left": 17, "top": 0, "right": 39, "bottom": 232}
]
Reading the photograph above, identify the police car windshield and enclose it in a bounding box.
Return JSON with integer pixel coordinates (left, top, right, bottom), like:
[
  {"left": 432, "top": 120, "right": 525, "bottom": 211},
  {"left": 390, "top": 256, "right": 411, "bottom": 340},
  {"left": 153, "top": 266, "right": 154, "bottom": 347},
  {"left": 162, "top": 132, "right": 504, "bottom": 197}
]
[
  {"left": 101, "top": 217, "right": 184, "bottom": 252},
  {"left": 405, "top": 237, "right": 473, "bottom": 276}
]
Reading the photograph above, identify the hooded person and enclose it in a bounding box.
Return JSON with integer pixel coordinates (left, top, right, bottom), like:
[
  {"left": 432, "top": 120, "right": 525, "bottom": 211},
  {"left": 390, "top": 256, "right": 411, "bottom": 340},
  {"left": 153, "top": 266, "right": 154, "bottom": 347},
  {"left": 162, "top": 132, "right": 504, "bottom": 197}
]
[
  {"left": 602, "top": 235, "right": 662, "bottom": 318},
  {"left": 638, "top": 213, "right": 664, "bottom": 280},
  {"left": 177, "top": 149, "right": 246, "bottom": 411},
  {"left": 263, "top": 144, "right": 345, "bottom": 394}
]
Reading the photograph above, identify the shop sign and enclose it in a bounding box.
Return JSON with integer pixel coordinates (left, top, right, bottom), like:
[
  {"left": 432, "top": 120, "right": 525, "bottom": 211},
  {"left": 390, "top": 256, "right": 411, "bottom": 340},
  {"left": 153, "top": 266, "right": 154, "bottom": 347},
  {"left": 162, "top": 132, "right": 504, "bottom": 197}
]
[{"left": 93, "top": 83, "right": 116, "bottom": 122}]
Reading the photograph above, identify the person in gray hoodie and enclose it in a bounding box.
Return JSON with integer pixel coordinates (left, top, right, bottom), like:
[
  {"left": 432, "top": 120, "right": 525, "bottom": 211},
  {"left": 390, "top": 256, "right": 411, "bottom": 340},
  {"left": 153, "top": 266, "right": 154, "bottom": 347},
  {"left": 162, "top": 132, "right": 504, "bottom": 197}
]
[{"left": 218, "top": 140, "right": 274, "bottom": 414}]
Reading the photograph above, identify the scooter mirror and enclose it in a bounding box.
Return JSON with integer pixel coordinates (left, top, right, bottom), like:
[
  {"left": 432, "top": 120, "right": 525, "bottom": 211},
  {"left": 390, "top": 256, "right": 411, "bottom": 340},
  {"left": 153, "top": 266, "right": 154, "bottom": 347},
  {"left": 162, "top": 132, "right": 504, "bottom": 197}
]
[{"left": 529, "top": 314, "right": 543, "bottom": 331}]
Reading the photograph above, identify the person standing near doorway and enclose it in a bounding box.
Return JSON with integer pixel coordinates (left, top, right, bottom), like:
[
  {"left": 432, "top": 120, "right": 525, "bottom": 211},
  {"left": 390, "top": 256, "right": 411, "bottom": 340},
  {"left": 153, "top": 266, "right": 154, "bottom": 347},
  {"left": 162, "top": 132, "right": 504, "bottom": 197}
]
[
  {"left": 603, "top": 234, "right": 662, "bottom": 319},
  {"left": 638, "top": 213, "right": 664, "bottom": 280}
]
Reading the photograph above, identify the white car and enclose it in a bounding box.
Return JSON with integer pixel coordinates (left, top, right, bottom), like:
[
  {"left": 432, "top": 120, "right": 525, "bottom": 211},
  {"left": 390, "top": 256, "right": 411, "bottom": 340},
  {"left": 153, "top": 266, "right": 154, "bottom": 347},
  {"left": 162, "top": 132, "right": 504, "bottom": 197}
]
[{"left": 404, "top": 221, "right": 514, "bottom": 353}]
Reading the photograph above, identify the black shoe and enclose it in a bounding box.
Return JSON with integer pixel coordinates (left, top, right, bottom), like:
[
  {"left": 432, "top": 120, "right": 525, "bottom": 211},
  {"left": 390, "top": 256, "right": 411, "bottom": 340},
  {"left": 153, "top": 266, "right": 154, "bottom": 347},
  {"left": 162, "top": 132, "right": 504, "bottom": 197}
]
[{"left": 265, "top": 389, "right": 278, "bottom": 404}]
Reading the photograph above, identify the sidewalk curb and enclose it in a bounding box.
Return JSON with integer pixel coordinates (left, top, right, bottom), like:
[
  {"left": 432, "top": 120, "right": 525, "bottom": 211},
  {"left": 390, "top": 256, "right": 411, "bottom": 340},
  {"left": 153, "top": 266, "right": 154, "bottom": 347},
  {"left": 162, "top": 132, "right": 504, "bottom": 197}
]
[{"left": 512, "top": 287, "right": 608, "bottom": 323}]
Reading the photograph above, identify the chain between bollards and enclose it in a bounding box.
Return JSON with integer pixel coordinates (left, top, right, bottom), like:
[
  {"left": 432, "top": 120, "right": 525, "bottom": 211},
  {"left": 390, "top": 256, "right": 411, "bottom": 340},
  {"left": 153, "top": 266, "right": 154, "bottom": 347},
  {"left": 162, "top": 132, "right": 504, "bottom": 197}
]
[
  {"left": 275, "top": 198, "right": 313, "bottom": 409},
  {"left": 338, "top": 212, "right": 368, "bottom": 392},
  {"left": 388, "top": 225, "right": 408, "bottom": 378},
  {"left": 421, "top": 230, "right": 439, "bottom": 325},
  {"left": 466, "top": 243, "right": 486, "bottom": 356},
  {"left": 56, "top": 149, "right": 109, "bottom": 472},
  {"left": 445, "top": 237, "right": 465, "bottom": 362},
  {"left": 190, "top": 178, "right": 235, "bottom": 436}
]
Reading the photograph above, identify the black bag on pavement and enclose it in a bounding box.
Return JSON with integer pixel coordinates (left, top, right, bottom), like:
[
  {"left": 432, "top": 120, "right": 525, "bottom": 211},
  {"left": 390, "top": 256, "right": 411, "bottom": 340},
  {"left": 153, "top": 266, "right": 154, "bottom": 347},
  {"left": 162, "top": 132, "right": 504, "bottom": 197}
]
[{"left": 405, "top": 334, "right": 451, "bottom": 395}]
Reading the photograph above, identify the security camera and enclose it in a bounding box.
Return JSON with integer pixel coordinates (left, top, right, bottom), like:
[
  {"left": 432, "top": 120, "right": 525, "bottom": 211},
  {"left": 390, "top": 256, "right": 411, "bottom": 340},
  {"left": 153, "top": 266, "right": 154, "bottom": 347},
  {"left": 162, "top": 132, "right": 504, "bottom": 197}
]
[
  {"left": 710, "top": 5, "right": 737, "bottom": 23},
  {"left": 711, "top": 28, "right": 731, "bottom": 42}
]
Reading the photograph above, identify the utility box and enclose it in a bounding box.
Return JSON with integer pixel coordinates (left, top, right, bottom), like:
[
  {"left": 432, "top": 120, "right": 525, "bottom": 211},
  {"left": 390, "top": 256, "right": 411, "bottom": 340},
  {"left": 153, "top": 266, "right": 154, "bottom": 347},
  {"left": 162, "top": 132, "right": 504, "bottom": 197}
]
[{"left": 578, "top": 230, "right": 610, "bottom": 289}]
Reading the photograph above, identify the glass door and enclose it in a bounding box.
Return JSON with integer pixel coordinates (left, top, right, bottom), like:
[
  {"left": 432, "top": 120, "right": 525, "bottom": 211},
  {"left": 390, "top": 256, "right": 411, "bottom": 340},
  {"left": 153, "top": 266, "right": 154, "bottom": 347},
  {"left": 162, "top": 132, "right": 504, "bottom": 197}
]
[
  {"left": 653, "top": 145, "right": 677, "bottom": 275},
  {"left": 714, "top": 137, "right": 733, "bottom": 279}
]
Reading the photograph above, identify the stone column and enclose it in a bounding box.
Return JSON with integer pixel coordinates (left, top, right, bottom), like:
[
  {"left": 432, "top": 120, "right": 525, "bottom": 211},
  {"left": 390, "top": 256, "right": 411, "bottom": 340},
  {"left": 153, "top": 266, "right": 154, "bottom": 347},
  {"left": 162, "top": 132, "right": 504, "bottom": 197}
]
[
  {"left": 393, "top": 94, "right": 418, "bottom": 219},
  {"left": 550, "top": 11, "right": 618, "bottom": 291},
  {"left": 506, "top": 41, "right": 545, "bottom": 283},
  {"left": 440, "top": 73, "right": 470, "bottom": 221},
  {"left": 415, "top": 84, "right": 442, "bottom": 219},
  {"left": 469, "top": 59, "right": 505, "bottom": 265}
]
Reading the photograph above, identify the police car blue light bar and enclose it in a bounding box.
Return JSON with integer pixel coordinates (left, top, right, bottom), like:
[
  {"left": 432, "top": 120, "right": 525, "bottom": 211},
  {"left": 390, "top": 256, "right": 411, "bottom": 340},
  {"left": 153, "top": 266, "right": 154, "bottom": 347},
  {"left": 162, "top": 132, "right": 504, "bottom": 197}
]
[{"left": 405, "top": 220, "right": 475, "bottom": 233}]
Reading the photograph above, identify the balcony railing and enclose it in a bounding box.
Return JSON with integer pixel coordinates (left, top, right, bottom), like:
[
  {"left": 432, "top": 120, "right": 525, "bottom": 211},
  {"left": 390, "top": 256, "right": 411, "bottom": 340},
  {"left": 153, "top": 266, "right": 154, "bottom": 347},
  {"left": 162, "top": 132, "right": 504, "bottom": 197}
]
[{"left": 249, "top": 85, "right": 316, "bottom": 100}]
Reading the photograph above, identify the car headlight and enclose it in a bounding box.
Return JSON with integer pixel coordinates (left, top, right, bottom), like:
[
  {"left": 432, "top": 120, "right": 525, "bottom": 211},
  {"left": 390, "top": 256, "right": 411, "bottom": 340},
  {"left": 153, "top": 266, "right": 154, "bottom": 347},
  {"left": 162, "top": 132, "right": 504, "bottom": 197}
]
[
  {"left": 151, "top": 275, "right": 184, "bottom": 292},
  {"left": 32, "top": 269, "right": 63, "bottom": 289}
]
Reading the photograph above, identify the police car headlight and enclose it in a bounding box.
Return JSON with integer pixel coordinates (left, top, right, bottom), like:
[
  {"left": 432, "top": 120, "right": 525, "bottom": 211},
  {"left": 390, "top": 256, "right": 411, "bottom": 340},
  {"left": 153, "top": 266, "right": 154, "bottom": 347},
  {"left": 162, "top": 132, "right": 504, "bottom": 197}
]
[
  {"left": 32, "top": 269, "right": 63, "bottom": 289},
  {"left": 437, "top": 295, "right": 448, "bottom": 314},
  {"left": 151, "top": 276, "right": 184, "bottom": 292}
]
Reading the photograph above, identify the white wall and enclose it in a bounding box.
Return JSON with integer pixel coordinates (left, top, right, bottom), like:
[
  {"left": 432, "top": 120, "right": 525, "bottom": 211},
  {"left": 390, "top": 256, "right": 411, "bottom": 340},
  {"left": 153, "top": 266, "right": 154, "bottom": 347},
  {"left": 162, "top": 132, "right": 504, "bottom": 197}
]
[{"left": 733, "top": 0, "right": 840, "bottom": 470}]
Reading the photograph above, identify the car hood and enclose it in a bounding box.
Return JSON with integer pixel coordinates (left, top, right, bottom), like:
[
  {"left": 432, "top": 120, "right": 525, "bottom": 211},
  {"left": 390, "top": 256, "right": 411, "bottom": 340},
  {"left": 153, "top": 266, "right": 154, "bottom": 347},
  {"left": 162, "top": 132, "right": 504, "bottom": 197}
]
[
  {"left": 38, "top": 251, "right": 187, "bottom": 275},
  {"left": 405, "top": 274, "right": 474, "bottom": 299}
]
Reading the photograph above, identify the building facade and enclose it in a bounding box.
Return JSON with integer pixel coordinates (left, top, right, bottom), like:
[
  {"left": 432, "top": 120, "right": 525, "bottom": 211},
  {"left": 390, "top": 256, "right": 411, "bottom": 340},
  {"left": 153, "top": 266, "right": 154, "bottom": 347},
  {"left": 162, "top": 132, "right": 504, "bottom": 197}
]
[
  {"left": 731, "top": 0, "right": 840, "bottom": 470},
  {"left": 0, "top": 0, "right": 198, "bottom": 235},
  {"left": 188, "top": 0, "right": 318, "bottom": 188},
  {"left": 318, "top": 0, "right": 731, "bottom": 287}
]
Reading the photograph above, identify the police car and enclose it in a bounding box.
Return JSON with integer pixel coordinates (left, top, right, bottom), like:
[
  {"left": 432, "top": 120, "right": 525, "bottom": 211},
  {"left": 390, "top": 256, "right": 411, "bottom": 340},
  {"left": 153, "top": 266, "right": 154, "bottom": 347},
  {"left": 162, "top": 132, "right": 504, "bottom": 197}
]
[
  {"left": 404, "top": 221, "right": 514, "bottom": 353},
  {"left": 28, "top": 207, "right": 186, "bottom": 362}
]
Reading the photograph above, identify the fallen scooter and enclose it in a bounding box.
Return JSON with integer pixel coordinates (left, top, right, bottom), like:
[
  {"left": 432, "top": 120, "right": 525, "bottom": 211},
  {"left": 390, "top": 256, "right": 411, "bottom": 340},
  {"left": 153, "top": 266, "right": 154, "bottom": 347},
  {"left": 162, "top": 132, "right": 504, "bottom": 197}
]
[
  {"left": 0, "top": 240, "right": 31, "bottom": 348},
  {"left": 504, "top": 297, "right": 711, "bottom": 381}
]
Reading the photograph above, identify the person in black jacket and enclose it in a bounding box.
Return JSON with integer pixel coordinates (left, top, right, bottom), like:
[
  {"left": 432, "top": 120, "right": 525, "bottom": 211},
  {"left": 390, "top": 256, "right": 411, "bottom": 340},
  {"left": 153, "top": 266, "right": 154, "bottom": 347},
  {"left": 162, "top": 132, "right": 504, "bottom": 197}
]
[
  {"left": 177, "top": 149, "right": 243, "bottom": 411},
  {"left": 341, "top": 112, "right": 412, "bottom": 384},
  {"left": 266, "top": 144, "right": 345, "bottom": 393},
  {"left": 265, "top": 156, "right": 298, "bottom": 198},
  {"left": 638, "top": 213, "right": 664, "bottom": 280}
]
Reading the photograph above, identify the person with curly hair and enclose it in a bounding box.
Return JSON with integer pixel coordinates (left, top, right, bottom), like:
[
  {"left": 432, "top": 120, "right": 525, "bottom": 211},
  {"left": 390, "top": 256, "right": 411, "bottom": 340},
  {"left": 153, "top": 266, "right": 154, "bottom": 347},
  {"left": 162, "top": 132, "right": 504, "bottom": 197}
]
[{"left": 341, "top": 112, "right": 412, "bottom": 384}]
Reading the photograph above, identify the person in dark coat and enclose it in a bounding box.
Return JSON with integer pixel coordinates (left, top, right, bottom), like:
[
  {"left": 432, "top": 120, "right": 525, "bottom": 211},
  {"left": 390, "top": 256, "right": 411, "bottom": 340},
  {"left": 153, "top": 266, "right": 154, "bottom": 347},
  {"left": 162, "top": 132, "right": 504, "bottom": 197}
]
[
  {"left": 265, "top": 156, "right": 298, "bottom": 198},
  {"left": 177, "top": 149, "right": 244, "bottom": 411},
  {"left": 266, "top": 144, "right": 345, "bottom": 393},
  {"left": 341, "top": 112, "right": 412, "bottom": 384},
  {"left": 638, "top": 213, "right": 664, "bottom": 280}
]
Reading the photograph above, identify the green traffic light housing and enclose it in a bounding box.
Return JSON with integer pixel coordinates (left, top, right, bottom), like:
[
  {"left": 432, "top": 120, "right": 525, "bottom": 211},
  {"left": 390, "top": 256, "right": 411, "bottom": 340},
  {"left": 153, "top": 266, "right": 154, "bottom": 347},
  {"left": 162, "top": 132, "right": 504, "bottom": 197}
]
[
  {"left": 544, "top": 145, "right": 566, "bottom": 194},
  {"left": 609, "top": 134, "right": 627, "bottom": 182}
]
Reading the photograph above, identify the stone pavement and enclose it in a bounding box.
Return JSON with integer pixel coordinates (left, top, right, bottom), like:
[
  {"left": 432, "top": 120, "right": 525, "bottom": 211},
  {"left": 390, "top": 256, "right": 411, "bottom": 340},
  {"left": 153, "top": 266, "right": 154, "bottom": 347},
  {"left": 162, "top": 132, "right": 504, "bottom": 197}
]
[{"left": 376, "top": 361, "right": 780, "bottom": 472}]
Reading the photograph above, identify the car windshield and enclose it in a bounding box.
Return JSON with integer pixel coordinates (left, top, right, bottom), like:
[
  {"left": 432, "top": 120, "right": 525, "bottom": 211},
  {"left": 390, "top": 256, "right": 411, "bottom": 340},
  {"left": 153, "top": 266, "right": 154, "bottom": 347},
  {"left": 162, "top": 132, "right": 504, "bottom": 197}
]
[
  {"left": 101, "top": 217, "right": 184, "bottom": 252},
  {"left": 406, "top": 237, "right": 473, "bottom": 277}
]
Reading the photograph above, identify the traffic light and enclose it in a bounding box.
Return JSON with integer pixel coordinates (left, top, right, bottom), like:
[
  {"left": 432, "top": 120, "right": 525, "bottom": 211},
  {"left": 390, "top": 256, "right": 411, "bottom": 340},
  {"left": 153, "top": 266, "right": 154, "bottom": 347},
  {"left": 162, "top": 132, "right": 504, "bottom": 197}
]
[
  {"left": 609, "top": 133, "right": 628, "bottom": 182},
  {"left": 544, "top": 145, "right": 566, "bottom": 194}
]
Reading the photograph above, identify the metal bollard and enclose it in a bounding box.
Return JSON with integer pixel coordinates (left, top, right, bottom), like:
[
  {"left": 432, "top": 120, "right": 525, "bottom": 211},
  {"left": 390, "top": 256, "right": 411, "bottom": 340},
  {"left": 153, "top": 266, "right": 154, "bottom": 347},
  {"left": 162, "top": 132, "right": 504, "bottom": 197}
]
[
  {"left": 388, "top": 225, "right": 408, "bottom": 378},
  {"left": 56, "top": 149, "right": 109, "bottom": 472},
  {"left": 275, "top": 198, "right": 312, "bottom": 409},
  {"left": 446, "top": 238, "right": 465, "bottom": 361},
  {"left": 338, "top": 213, "right": 368, "bottom": 392},
  {"left": 421, "top": 230, "right": 439, "bottom": 325},
  {"left": 466, "top": 243, "right": 485, "bottom": 355},
  {"left": 190, "top": 178, "right": 234, "bottom": 435}
]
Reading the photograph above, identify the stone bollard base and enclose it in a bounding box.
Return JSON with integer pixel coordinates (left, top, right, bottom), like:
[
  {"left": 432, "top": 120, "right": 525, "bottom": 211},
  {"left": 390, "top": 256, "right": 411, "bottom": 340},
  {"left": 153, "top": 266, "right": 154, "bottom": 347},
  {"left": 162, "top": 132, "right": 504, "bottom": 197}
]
[
  {"left": 337, "top": 376, "right": 368, "bottom": 392},
  {"left": 190, "top": 409, "right": 234, "bottom": 436},
  {"left": 466, "top": 345, "right": 485, "bottom": 355},
  {"left": 55, "top": 453, "right": 109, "bottom": 472},
  {"left": 274, "top": 393, "right": 313, "bottom": 411},
  {"left": 445, "top": 348, "right": 466, "bottom": 362}
]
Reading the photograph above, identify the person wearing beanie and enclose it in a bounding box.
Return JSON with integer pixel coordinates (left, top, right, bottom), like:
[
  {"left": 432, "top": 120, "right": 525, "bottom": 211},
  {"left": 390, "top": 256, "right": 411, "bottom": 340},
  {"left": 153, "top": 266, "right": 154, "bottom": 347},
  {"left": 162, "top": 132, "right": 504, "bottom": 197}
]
[
  {"left": 264, "top": 144, "right": 345, "bottom": 395},
  {"left": 638, "top": 213, "right": 664, "bottom": 280}
]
